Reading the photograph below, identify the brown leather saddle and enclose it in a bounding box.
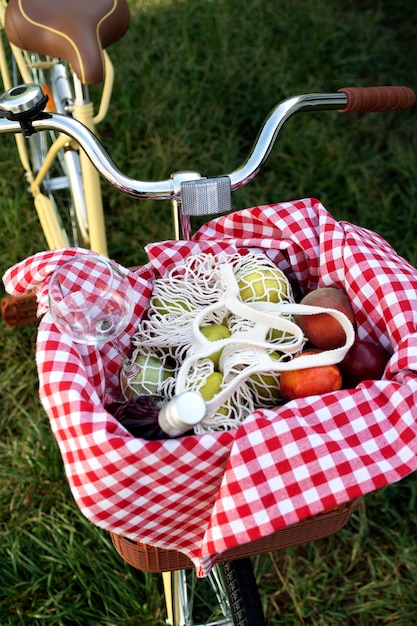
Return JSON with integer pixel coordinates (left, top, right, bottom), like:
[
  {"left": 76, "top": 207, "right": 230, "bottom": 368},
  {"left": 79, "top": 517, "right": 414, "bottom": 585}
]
[{"left": 4, "top": 0, "right": 130, "bottom": 84}]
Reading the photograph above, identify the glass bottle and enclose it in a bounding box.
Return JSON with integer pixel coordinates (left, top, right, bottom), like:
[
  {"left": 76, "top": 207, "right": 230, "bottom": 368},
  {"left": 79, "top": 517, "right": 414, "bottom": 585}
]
[{"left": 109, "top": 391, "right": 206, "bottom": 440}]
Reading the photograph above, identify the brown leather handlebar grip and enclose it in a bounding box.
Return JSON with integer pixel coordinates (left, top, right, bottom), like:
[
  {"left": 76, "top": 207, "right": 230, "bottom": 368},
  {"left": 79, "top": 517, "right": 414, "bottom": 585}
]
[{"left": 338, "top": 86, "right": 415, "bottom": 113}]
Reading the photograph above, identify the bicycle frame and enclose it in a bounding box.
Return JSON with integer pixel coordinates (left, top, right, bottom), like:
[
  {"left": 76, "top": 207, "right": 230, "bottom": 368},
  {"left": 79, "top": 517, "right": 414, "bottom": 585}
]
[{"left": 0, "top": 0, "right": 110, "bottom": 255}]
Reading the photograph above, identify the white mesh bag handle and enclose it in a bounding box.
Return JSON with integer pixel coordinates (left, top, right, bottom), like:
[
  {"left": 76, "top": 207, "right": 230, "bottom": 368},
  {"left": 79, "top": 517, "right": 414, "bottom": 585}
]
[{"left": 175, "top": 263, "right": 355, "bottom": 416}]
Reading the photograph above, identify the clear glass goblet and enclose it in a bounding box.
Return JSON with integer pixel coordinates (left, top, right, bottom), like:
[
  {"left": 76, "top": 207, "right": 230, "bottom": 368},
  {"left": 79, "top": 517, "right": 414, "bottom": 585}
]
[{"left": 48, "top": 254, "right": 138, "bottom": 375}]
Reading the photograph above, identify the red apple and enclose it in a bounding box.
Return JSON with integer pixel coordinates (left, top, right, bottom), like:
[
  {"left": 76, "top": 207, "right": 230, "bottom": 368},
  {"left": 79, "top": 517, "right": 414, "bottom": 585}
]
[{"left": 339, "top": 339, "right": 390, "bottom": 388}]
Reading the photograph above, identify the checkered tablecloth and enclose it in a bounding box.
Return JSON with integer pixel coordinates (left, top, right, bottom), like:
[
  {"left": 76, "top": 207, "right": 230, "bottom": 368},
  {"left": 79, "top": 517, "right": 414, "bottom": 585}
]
[{"left": 3, "top": 198, "right": 417, "bottom": 577}]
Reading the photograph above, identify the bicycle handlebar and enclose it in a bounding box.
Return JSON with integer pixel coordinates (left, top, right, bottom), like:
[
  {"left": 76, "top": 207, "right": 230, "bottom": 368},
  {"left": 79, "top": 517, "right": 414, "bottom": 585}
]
[{"left": 0, "top": 86, "right": 414, "bottom": 200}]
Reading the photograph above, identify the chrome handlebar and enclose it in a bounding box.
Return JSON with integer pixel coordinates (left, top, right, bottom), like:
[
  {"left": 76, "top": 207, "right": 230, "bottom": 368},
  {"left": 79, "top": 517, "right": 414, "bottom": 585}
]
[{"left": 0, "top": 92, "right": 349, "bottom": 200}]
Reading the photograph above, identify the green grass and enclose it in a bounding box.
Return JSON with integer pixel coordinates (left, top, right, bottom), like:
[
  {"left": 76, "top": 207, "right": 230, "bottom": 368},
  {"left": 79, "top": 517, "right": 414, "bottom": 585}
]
[{"left": 1, "top": 0, "right": 417, "bottom": 623}]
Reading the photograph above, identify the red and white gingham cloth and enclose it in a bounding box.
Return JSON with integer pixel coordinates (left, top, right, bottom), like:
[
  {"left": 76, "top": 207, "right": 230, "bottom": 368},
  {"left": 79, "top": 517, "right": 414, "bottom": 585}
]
[{"left": 3, "top": 198, "right": 417, "bottom": 577}]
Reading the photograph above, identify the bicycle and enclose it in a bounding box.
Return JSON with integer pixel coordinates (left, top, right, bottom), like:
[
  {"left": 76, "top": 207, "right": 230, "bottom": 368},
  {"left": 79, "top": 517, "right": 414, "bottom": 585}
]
[{"left": 0, "top": 2, "right": 416, "bottom": 626}]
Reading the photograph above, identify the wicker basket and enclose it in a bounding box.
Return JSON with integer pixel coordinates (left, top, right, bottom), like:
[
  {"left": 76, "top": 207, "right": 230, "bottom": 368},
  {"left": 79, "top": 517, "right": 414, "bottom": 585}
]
[
  {"left": 1, "top": 293, "right": 38, "bottom": 326},
  {"left": 110, "top": 498, "right": 360, "bottom": 573}
]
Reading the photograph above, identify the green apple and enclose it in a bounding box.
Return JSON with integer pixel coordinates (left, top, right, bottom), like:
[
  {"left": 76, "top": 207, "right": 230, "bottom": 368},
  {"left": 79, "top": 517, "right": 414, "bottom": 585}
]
[
  {"left": 238, "top": 268, "right": 288, "bottom": 303},
  {"left": 197, "top": 371, "right": 229, "bottom": 417},
  {"left": 199, "top": 323, "right": 231, "bottom": 370},
  {"left": 250, "top": 371, "right": 281, "bottom": 401},
  {"left": 198, "top": 371, "right": 223, "bottom": 401},
  {"left": 152, "top": 296, "right": 191, "bottom": 316},
  {"left": 122, "top": 353, "right": 173, "bottom": 400},
  {"left": 249, "top": 352, "right": 282, "bottom": 402},
  {"left": 267, "top": 326, "right": 294, "bottom": 343}
]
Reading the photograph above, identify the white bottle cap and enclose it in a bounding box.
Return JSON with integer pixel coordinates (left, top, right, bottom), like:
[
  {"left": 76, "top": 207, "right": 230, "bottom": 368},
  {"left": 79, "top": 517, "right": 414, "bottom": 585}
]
[{"left": 158, "top": 391, "right": 206, "bottom": 437}]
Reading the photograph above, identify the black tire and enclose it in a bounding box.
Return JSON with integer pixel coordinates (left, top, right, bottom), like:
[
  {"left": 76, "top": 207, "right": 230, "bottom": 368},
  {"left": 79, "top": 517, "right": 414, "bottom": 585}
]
[
  {"left": 219, "top": 558, "right": 267, "bottom": 626},
  {"left": 164, "top": 557, "right": 266, "bottom": 625}
]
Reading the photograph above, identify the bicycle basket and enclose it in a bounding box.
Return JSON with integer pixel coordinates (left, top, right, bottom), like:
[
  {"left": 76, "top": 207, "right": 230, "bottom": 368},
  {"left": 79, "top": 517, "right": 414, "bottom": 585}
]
[{"left": 3, "top": 197, "right": 417, "bottom": 577}]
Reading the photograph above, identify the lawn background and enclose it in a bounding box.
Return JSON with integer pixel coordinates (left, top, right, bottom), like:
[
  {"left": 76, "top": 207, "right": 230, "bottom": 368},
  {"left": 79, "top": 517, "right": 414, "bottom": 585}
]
[{"left": 1, "top": 0, "right": 417, "bottom": 624}]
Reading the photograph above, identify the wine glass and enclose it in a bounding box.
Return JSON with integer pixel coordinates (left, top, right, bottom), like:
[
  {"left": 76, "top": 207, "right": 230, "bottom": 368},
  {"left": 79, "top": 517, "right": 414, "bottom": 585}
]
[{"left": 48, "top": 254, "right": 138, "bottom": 375}]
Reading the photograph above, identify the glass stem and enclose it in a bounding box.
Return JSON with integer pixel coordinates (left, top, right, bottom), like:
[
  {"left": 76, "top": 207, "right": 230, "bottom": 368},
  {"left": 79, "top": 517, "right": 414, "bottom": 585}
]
[{"left": 111, "top": 339, "right": 139, "bottom": 377}]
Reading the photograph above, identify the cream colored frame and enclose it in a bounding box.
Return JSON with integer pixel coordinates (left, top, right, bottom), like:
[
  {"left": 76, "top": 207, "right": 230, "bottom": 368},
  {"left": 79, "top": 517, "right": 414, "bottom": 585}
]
[{"left": 0, "top": 0, "right": 110, "bottom": 255}]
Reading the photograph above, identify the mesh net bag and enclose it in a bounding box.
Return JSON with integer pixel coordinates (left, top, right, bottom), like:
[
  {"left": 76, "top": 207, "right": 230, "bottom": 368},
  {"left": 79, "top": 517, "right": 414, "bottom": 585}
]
[
  {"left": 122, "top": 250, "right": 354, "bottom": 431},
  {"left": 3, "top": 197, "right": 417, "bottom": 577}
]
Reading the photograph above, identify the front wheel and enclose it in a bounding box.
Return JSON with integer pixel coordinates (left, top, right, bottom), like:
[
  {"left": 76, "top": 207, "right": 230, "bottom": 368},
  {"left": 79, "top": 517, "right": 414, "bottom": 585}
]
[
  {"left": 219, "top": 559, "right": 266, "bottom": 626},
  {"left": 164, "top": 557, "right": 266, "bottom": 626}
]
